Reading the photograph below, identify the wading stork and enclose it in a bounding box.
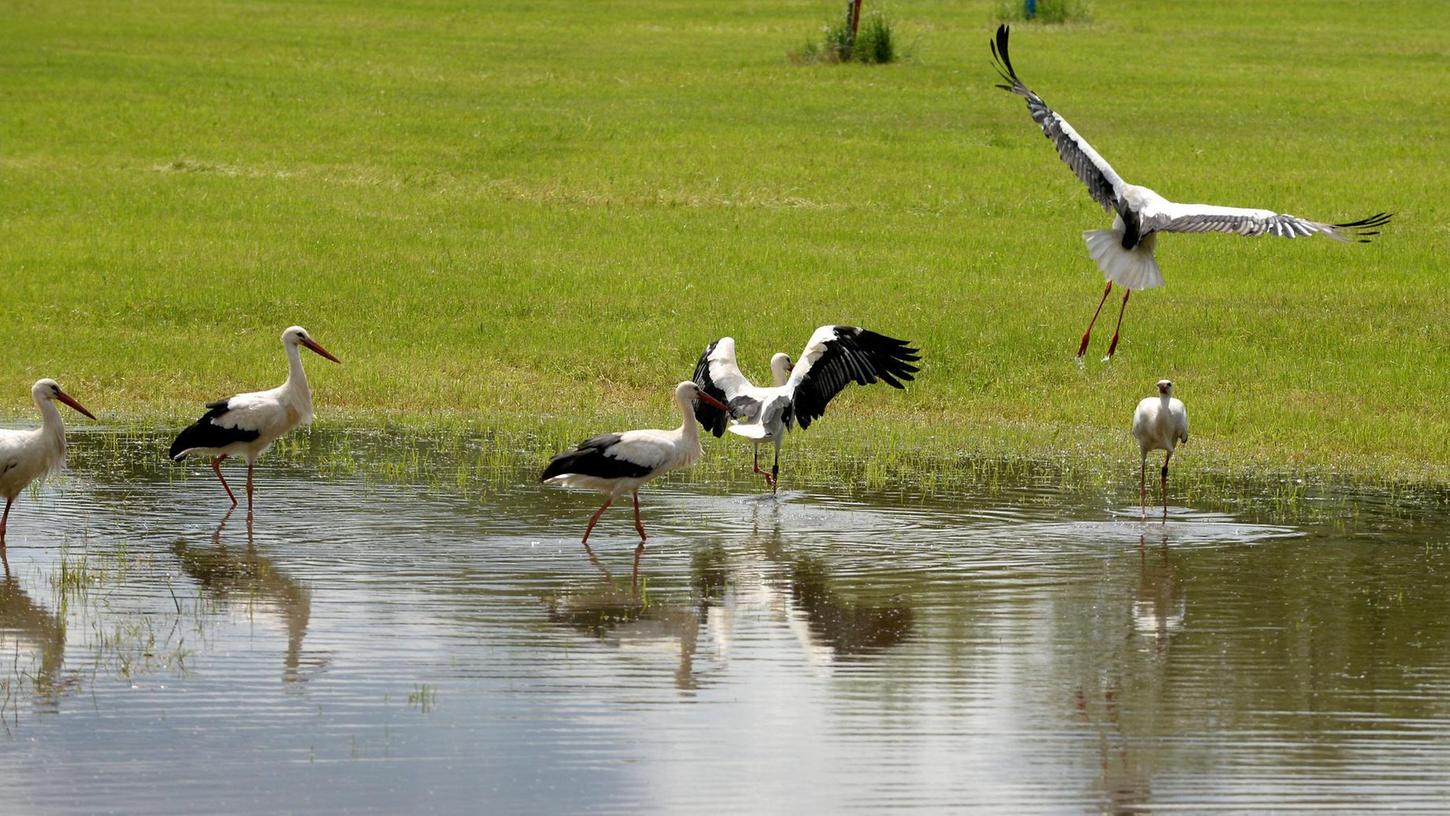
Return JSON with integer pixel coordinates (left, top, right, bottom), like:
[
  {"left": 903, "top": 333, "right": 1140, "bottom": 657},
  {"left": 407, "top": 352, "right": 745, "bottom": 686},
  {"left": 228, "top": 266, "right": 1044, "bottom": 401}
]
[
  {"left": 1, "top": 380, "right": 97, "bottom": 548},
  {"left": 542, "top": 381, "right": 730, "bottom": 565},
  {"left": 1132, "top": 379, "right": 1189, "bottom": 520},
  {"left": 692, "top": 325, "right": 920, "bottom": 491},
  {"left": 169, "top": 326, "right": 340, "bottom": 512},
  {"left": 991, "top": 25, "right": 1392, "bottom": 360}
]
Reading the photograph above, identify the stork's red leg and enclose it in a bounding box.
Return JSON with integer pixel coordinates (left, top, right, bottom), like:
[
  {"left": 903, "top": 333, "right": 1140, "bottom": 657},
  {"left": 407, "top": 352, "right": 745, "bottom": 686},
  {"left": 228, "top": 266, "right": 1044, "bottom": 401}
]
[
  {"left": 211, "top": 455, "right": 238, "bottom": 508},
  {"left": 771, "top": 440, "right": 781, "bottom": 495},
  {"left": 631, "top": 492, "right": 647, "bottom": 542},
  {"left": 0, "top": 496, "right": 13, "bottom": 547},
  {"left": 1079, "top": 281, "right": 1113, "bottom": 358},
  {"left": 752, "top": 447, "right": 775, "bottom": 488},
  {"left": 1161, "top": 451, "right": 1172, "bottom": 522},
  {"left": 246, "top": 461, "right": 255, "bottom": 514},
  {"left": 1105, "top": 289, "right": 1131, "bottom": 359},
  {"left": 1139, "top": 453, "right": 1147, "bottom": 519},
  {"left": 581, "top": 497, "right": 613, "bottom": 544}
]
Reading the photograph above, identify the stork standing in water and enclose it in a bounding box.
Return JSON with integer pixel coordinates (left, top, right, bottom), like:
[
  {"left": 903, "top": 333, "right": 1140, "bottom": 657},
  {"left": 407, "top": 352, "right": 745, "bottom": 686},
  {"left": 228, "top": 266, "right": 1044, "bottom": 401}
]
[
  {"left": 991, "top": 25, "right": 1392, "bottom": 360},
  {"left": 692, "top": 325, "right": 920, "bottom": 492},
  {"left": 169, "top": 326, "right": 340, "bottom": 513},
  {"left": 542, "top": 381, "right": 729, "bottom": 566},
  {"left": 1132, "top": 379, "right": 1189, "bottom": 520},
  {"left": 0, "top": 380, "right": 97, "bottom": 548}
]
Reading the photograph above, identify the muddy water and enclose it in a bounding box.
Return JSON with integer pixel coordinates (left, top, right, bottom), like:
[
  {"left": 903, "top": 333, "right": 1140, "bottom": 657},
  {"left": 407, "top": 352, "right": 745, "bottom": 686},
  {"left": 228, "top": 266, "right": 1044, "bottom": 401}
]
[{"left": 2, "top": 429, "right": 1449, "bottom": 813}]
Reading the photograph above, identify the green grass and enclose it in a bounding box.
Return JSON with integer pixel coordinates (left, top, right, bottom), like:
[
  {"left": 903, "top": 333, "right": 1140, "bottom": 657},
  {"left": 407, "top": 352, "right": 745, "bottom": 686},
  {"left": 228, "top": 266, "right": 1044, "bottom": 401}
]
[
  {"left": 1, "top": 0, "right": 1447, "bottom": 484},
  {"left": 995, "top": 0, "right": 1091, "bottom": 24}
]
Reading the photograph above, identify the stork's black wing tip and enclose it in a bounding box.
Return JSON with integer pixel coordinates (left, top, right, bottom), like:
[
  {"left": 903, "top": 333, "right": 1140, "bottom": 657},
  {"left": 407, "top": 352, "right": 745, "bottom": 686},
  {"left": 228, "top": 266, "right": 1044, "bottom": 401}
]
[{"left": 1334, "top": 211, "right": 1393, "bottom": 243}]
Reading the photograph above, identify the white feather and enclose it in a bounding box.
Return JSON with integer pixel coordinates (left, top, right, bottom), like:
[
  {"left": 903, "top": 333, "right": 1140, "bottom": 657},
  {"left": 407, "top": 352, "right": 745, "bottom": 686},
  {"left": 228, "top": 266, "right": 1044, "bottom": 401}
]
[{"left": 1084, "top": 228, "right": 1163, "bottom": 291}]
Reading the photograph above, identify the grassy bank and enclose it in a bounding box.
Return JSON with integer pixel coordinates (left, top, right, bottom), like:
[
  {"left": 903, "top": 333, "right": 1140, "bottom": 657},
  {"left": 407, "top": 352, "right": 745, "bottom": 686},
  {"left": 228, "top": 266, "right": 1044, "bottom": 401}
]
[{"left": 2, "top": 0, "right": 1446, "bottom": 483}]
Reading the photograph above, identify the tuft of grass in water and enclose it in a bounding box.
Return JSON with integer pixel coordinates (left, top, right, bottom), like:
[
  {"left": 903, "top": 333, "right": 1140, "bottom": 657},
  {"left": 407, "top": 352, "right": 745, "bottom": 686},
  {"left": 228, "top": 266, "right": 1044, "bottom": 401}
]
[
  {"left": 995, "top": 0, "right": 1091, "bottom": 24},
  {"left": 407, "top": 683, "right": 437, "bottom": 713},
  {"left": 52, "top": 545, "right": 99, "bottom": 602}
]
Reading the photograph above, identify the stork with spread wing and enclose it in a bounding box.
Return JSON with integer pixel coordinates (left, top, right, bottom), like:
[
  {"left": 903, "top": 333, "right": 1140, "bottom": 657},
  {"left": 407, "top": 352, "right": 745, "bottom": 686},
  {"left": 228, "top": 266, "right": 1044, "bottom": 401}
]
[
  {"left": 693, "top": 326, "right": 920, "bottom": 492},
  {"left": 991, "top": 25, "right": 1391, "bottom": 360}
]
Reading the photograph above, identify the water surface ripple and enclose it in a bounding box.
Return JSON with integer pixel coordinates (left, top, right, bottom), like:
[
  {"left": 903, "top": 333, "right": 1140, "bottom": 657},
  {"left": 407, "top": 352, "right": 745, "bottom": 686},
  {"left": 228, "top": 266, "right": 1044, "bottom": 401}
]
[{"left": 1, "top": 430, "right": 1448, "bottom": 813}]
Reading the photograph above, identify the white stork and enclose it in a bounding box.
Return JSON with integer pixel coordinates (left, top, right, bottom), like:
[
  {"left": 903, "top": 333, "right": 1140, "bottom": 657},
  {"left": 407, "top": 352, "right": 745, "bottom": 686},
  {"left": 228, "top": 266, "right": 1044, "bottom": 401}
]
[
  {"left": 692, "top": 325, "right": 921, "bottom": 491},
  {"left": 1132, "top": 379, "right": 1189, "bottom": 520},
  {"left": 1, "top": 379, "right": 97, "bottom": 548},
  {"left": 991, "top": 25, "right": 1393, "bottom": 360},
  {"left": 169, "top": 326, "right": 340, "bottom": 512},
  {"left": 541, "top": 381, "right": 729, "bottom": 561}
]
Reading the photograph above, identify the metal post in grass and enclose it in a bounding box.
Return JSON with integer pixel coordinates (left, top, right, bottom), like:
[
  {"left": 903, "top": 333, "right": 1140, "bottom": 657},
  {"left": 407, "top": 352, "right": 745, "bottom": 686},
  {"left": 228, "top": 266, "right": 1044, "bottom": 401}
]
[{"left": 845, "top": 0, "right": 864, "bottom": 52}]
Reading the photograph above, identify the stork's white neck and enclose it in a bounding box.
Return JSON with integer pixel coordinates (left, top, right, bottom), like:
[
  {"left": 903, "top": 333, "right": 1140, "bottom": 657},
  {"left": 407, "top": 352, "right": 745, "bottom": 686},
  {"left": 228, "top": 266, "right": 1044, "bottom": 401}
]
[
  {"left": 675, "top": 391, "right": 700, "bottom": 441},
  {"left": 31, "top": 393, "right": 67, "bottom": 458},
  {"left": 770, "top": 354, "right": 792, "bottom": 388},
  {"left": 34, "top": 394, "right": 63, "bottom": 432},
  {"left": 281, "top": 341, "right": 315, "bottom": 425},
  {"left": 283, "top": 341, "right": 309, "bottom": 391}
]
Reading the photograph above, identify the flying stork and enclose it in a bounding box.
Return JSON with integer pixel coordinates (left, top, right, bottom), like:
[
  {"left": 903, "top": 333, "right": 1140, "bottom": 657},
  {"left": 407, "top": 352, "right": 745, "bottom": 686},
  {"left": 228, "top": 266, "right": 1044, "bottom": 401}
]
[
  {"left": 692, "top": 325, "right": 921, "bottom": 492},
  {"left": 169, "top": 326, "right": 340, "bottom": 513},
  {"left": 991, "top": 25, "right": 1392, "bottom": 360},
  {"left": 541, "top": 381, "right": 730, "bottom": 565},
  {"left": 1132, "top": 379, "right": 1189, "bottom": 521},
  {"left": 1, "top": 379, "right": 97, "bottom": 548}
]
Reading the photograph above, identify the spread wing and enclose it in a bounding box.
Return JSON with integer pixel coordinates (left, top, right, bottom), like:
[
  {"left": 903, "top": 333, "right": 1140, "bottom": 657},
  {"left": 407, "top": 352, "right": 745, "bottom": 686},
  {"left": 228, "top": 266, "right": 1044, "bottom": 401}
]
[
  {"left": 1147, "top": 202, "right": 1392, "bottom": 242},
  {"left": 992, "top": 24, "right": 1126, "bottom": 214},
  {"left": 786, "top": 326, "right": 921, "bottom": 431},
  {"left": 691, "top": 338, "right": 755, "bottom": 437}
]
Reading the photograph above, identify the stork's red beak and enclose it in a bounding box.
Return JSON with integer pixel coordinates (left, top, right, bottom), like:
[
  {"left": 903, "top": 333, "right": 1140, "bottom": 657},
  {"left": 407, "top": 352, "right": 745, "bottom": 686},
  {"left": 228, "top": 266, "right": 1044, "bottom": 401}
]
[
  {"left": 697, "top": 391, "right": 728, "bottom": 412},
  {"left": 301, "top": 337, "right": 342, "bottom": 364},
  {"left": 55, "top": 390, "right": 97, "bottom": 421}
]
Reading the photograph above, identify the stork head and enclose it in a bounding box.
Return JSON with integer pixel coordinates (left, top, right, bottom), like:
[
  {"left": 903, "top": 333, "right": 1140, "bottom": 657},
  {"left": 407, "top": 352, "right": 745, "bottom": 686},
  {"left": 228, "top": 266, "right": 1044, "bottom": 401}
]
[
  {"left": 32, "top": 378, "right": 97, "bottom": 420},
  {"left": 676, "top": 381, "right": 728, "bottom": 413},
  {"left": 282, "top": 326, "right": 341, "bottom": 364},
  {"left": 770, "top": 353, "right": 793, "bottom": 386},
  {"left": 1156, "top": 379, "right": 1173, "bottom": 397}
]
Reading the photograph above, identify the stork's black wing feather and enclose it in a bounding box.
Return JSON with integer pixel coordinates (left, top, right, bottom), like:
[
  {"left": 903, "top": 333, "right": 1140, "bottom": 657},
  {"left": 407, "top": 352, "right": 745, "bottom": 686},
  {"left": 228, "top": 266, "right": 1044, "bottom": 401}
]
[
  {"left": 1333, "top": 211, "right": 1394, "bottom": 243},
  {"left": 690, "top": 340, "right": 730, "bottom": 438},
  {"left": 168, "top": 398, "right": 261, "bottom": 461},
  {"left": 992, "top": 24, "right": 1125, "bottom": 213},
  {"left": 790, "top": 327, "right": 921, "bottom": 431},
  {"left": 540, "top": 434, "right": 654, "bottom": 482}
]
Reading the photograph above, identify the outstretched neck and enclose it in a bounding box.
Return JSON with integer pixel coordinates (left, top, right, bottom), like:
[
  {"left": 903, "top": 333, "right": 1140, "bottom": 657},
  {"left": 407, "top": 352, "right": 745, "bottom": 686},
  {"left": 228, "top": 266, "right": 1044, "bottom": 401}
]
[
  {"left": 676, "top": 394, "right": 699, "bottom": 441},
  {"left": 35, "top": 395, "right": 65, "bottom": 435},
  {"left": 283, "top": 342, "right": 309, "bottom": 392},
  {"left": 33, "top": 396, "right": 67, "bottom": 459}
]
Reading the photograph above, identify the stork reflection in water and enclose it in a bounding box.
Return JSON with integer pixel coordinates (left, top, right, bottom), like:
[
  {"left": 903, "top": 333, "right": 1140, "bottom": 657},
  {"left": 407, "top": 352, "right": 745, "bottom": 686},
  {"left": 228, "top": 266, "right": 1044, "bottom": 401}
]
[{"left": 171, "top": 510, "right": 318, "bottom": 684}]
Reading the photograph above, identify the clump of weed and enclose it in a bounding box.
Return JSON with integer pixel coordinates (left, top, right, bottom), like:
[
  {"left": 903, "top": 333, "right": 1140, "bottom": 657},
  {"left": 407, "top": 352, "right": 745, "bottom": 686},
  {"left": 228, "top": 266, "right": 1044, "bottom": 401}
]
[
  {"left": 792, "top": 6, "right": 898, "bottom": 65},
  {"left": 994, "top": 0, "right": 1090, "bottom": 24},
  {"left": 852, "top": 10, "right": 896, "bottom": 63}
]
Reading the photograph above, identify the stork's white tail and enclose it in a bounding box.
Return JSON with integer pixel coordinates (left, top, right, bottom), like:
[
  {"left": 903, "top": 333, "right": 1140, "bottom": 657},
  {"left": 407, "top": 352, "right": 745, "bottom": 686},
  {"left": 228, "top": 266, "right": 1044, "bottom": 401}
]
[
  {"left": 1084, "top": 229, "right": 1163, "bottom": 290},
  {"left": 727, "top": 423, "right": 771, "bottom": 440}
]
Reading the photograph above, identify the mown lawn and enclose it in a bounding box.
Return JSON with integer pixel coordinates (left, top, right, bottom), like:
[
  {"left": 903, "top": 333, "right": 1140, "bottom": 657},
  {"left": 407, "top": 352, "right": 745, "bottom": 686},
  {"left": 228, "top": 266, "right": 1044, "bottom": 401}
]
[{"left": 2, "top": 0, "right": 1446, "bottom": 481}]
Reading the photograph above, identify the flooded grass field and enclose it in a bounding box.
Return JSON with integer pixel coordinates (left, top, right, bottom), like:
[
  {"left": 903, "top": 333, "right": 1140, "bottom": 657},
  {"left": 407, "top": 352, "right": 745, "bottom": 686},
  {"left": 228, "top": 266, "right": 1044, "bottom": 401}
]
[{"left": 3, "top": 429, "right": 1450, "bottom": 813}]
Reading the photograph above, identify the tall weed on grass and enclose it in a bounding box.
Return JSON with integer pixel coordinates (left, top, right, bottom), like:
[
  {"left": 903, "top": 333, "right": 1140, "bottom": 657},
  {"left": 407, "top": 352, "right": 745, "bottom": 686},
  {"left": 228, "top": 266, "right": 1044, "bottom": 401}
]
[{"left": 793, "top": 8, "right": 897, "bottom": 64}]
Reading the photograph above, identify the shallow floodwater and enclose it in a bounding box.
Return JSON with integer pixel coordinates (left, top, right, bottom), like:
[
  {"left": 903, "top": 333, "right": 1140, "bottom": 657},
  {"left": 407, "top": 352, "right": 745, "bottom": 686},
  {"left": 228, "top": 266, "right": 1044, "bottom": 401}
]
[{"left": 3, "top": 430, "right": 1450, "bottom": 813}]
